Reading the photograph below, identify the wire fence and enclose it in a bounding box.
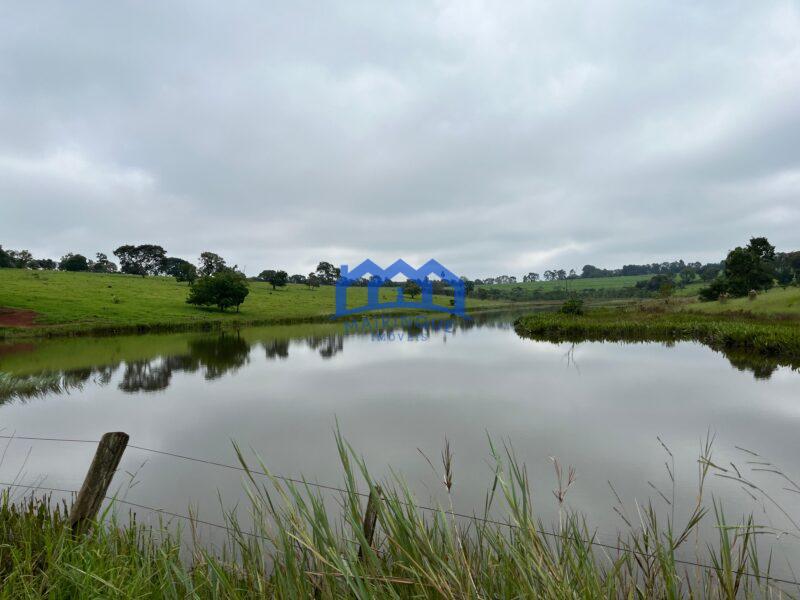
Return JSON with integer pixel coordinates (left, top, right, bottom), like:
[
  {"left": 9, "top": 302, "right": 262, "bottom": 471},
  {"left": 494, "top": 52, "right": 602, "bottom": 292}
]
[{"left": 0, "top": 432, "right": 798, "bottom": 588}]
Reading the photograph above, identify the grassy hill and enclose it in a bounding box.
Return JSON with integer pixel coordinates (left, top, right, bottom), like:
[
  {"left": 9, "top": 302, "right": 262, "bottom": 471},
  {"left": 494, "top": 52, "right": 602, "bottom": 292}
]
[
  {"left": 476, "top": 274, "right": 650, "bottom": 292},
  {"left": 0, "top": 269, "right": 506, "bottom": 338}
]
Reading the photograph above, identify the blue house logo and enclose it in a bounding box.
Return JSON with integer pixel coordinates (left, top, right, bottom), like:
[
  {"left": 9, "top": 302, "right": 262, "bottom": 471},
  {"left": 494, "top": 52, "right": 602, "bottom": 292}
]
[{"left": 334, "top": 259, "right": 467, "bottom": 318}]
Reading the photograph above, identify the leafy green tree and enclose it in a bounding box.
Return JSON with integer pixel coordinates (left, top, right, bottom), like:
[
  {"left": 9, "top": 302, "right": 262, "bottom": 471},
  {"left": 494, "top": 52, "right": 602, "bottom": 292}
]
[
  {"left": 747, "top": 236, "right": 775, "bottom": 262},
  {"left": 698, "top": 277, "right": 730, "bottom": 301},
  {"left": 636, "top": 274, "right": 675, "bottom": 292},
  {"left": 114, "top": 244, "right": 166, "bottom": 276},
  {"left": 776, "top": 266, "right": 794, "bottom": 288},
  {"left": 315, "top": 261, "right": 340, "bottom": 285},
  {"left": 523, "top": 271, "right": 541, "bottom": 282},
  {"left": 698, "top": 264, "right": 722, "bottom": 282},
  {"left": 307, "top": 273, "right": 320, "bottom": 289},
  {"left": 403, "top": 279, "right": 422, "bottom": 299},
  {"left": 658, "top": 280, "right": 674, "bottom": 299},
  {"left": 186, "top": 270, "right": 249, "bottom": 312},
  {"left": 288, "top": 273, "right": 306, "bottom": 284},
  {"left": 162, "top": 257, "right": 197, "bottom": 282},
  {"left": 259, "top": 269, "right": 288, "bottom": 290},
  {"left": 113, "top": 245, "right": 142, "bottom": 275},
  {"left": 91, "top": 253, "right": 118, "bottom": 273},
  {"left": 723, "top": 237, "right": 775, "bottom": 296},
  {"left": 59, "top": 253, "right": 90, "bottom": 271},
  {"left": 678, "top": 268, "right": 696, "bottom": 287},
  {"left": 31, "top": 258, "right": 57, "bottom": 270},
  {"left": 0, "top": 246, "right": 12, "bottom": 268},
  {"left": 8, "top": 249, "right": 33, "bottom": 268},
  {"left": 198, "top": 252, "right": 227, "bottom": 277}
]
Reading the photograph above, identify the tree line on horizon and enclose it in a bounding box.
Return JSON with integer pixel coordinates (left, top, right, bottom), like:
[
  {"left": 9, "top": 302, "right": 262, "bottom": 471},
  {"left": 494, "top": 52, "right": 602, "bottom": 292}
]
[
  {"left": 478, "top": 260, "right": 725, "bottom": 286},
  {"left": 2, "top": 238, "right": 798, "bottom": 305}
]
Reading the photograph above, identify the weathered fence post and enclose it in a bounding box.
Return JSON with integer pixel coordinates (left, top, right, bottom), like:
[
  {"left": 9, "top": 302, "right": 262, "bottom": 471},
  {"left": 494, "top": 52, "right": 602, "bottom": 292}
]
[
  {"left": 69, "top": 431, "right": 129, "bottom": 535},
  {"left": 358, "top": 485, "right": 382, "bottom": 560}
]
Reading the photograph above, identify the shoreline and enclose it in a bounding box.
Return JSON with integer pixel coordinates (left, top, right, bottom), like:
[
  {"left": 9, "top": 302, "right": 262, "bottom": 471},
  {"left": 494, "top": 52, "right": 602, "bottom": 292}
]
[
  {"left": 0, "top": 301, "right": 562, "bottom": 341},
  {"left": 514, "top": 308, "right": 800, "bottom": 366}
]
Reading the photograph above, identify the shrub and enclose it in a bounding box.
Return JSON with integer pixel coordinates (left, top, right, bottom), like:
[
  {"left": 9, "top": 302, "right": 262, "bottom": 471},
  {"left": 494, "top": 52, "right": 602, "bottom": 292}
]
[
  {"left": 699, "top": 277, "right": 730, "bottom": 302},
  {"left": 560, "top": 297, "right": 584, "bottom": 315}
]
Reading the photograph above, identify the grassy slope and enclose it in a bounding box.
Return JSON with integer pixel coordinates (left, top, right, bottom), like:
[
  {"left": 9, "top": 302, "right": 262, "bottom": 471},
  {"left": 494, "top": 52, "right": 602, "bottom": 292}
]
[
  {"left": 476, "top": 274, "right": 650, "bottom": 291},
  {"left": 683, "top": 285, "right": 800, "bottom": 316},
  {"left": 0, "top": 269, "right": 506, "bottom": 337}
]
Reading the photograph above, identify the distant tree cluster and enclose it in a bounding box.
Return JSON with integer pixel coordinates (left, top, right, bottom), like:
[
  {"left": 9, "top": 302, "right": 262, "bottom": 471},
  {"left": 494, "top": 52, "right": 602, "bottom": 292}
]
[
  {"left": 1, "top": 245, "right": 58, "bottom": 270},
  {"left": 475, "top": 260, "right": 724, "bottom": 289},
  {"left": 475, "top": 275, "right": 517, "bottom": 285}
]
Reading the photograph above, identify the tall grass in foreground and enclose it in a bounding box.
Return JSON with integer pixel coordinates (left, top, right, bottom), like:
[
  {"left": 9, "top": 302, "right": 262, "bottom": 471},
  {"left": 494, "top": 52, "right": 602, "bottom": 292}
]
[{"left": 0, "top": 433, "right": 793, "bottom": 598}]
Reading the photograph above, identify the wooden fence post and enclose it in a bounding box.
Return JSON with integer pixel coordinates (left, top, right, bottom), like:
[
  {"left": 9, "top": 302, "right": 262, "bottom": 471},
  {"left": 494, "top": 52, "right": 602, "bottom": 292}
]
[
  {"left": 358, "top": 485, "right": 382, "bottom": 560},
  {"left": 69, "top": 431, "right": 129, "bottom": 534}
]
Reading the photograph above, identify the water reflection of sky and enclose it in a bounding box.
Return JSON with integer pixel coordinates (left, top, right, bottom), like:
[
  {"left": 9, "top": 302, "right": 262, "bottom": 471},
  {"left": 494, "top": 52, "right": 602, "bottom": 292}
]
[{"left": 1, "top": 313, "right": 799, "bottom": 576}]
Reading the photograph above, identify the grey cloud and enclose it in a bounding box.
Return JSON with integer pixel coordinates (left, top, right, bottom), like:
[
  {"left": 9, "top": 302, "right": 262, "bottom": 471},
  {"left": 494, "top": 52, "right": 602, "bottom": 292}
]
[{"left": 1, "top": 1, "right": 799, "bottom": 277}]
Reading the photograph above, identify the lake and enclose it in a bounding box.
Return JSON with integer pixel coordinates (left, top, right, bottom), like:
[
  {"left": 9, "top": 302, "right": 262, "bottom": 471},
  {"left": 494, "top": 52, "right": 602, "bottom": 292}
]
[{"left": 1, "top": 310, "right": 799, "bottom": 569}]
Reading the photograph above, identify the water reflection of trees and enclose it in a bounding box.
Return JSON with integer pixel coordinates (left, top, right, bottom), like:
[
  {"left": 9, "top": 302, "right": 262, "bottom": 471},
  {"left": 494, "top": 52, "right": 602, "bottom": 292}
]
[
  {"left": 119, "top": 334, "right": 251, "bottom": 391},
  {"left": 0, "top": 328, "right": 350, "bottom": 401},
  {"left": 2, "top": 313, "right": 794, "bottom": 402}
]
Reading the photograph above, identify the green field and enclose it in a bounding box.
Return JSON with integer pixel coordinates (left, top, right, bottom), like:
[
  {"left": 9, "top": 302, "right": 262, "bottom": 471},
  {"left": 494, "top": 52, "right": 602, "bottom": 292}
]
[
  {"left": 0, "top": 269, "right": 506, "bottom": 338},
  {"left": 476, "top": 274, "right": 650, "bottom": 292}
]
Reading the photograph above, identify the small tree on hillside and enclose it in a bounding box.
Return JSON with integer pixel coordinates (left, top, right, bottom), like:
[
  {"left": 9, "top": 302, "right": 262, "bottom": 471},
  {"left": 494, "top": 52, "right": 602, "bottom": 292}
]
[
  {"left": 198, "top": 252, "right": 227, "bottom": 277},
  {"left": 91, "top": 253, "right": 118, "bottom": 273},
  {"left": 403, "top": 279, "right": 422, "bottom": 299},
  {"left": 721, "top": 237, "right": 776, "bottom": 296},
  {"left": 114, "top": 244, "right": 166, "bottom": 276},
  {"left": 8, "top": 250, "right": 33, "bottom": 268},
  {"left": 315, "top": 261, "right": 340, "bottom": 285},
  {"left": 259, "top": 269, "right": 288, "bottom": 290},
  {"left": 186, "top": 270, "right": 249, "bottom": 312},
  {"left": 59, "top": 253, "right": 90, "bottom": 272},
  {"left": 162, "top": 257, "right": 197, "bottom": 283}
]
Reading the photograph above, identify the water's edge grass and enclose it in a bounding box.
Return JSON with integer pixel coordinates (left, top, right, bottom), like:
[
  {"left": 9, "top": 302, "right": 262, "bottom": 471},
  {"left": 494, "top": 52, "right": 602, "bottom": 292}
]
[
  {"left": 0, "top": 433, "right": 790, "bottom": 598},
  {"left": 0, "top": 302, "right": 554, "bottom": 341}
]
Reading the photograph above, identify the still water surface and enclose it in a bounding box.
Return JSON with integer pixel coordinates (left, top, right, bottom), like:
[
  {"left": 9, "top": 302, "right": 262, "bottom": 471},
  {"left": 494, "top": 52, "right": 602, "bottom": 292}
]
[{"left": 1, "top": 311, "right": 799, "bottom": 565}]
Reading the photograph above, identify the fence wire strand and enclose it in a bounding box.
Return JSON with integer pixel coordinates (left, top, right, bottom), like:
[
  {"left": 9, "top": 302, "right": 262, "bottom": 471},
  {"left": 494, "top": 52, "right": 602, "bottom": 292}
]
[{"left": 1, "top": 432, "right": 798, "bottom": 588}]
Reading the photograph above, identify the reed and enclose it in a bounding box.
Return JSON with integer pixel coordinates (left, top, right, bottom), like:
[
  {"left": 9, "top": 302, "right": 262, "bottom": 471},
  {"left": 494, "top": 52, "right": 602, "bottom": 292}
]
[{"left": 0, "top": 432, "right": 793, "bottom": 598}]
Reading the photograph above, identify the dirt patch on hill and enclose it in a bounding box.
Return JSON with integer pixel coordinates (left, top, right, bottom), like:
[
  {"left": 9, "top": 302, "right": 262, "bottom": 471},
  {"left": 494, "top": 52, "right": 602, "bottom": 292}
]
[{"left": 0, "top": 308, "right": 39, "bottom": 328}]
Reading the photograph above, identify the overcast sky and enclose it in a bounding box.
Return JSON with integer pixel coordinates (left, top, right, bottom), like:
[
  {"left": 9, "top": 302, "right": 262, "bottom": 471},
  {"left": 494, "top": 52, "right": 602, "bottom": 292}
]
[{"left": 1, "top": 1, "right": 799, "bottom": 278}]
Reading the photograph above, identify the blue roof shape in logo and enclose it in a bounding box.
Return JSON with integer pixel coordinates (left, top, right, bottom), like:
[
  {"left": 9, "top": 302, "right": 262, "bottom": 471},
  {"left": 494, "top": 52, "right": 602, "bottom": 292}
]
[{"left": 334, "top": 259, "right": 467, "bottom": 318}]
